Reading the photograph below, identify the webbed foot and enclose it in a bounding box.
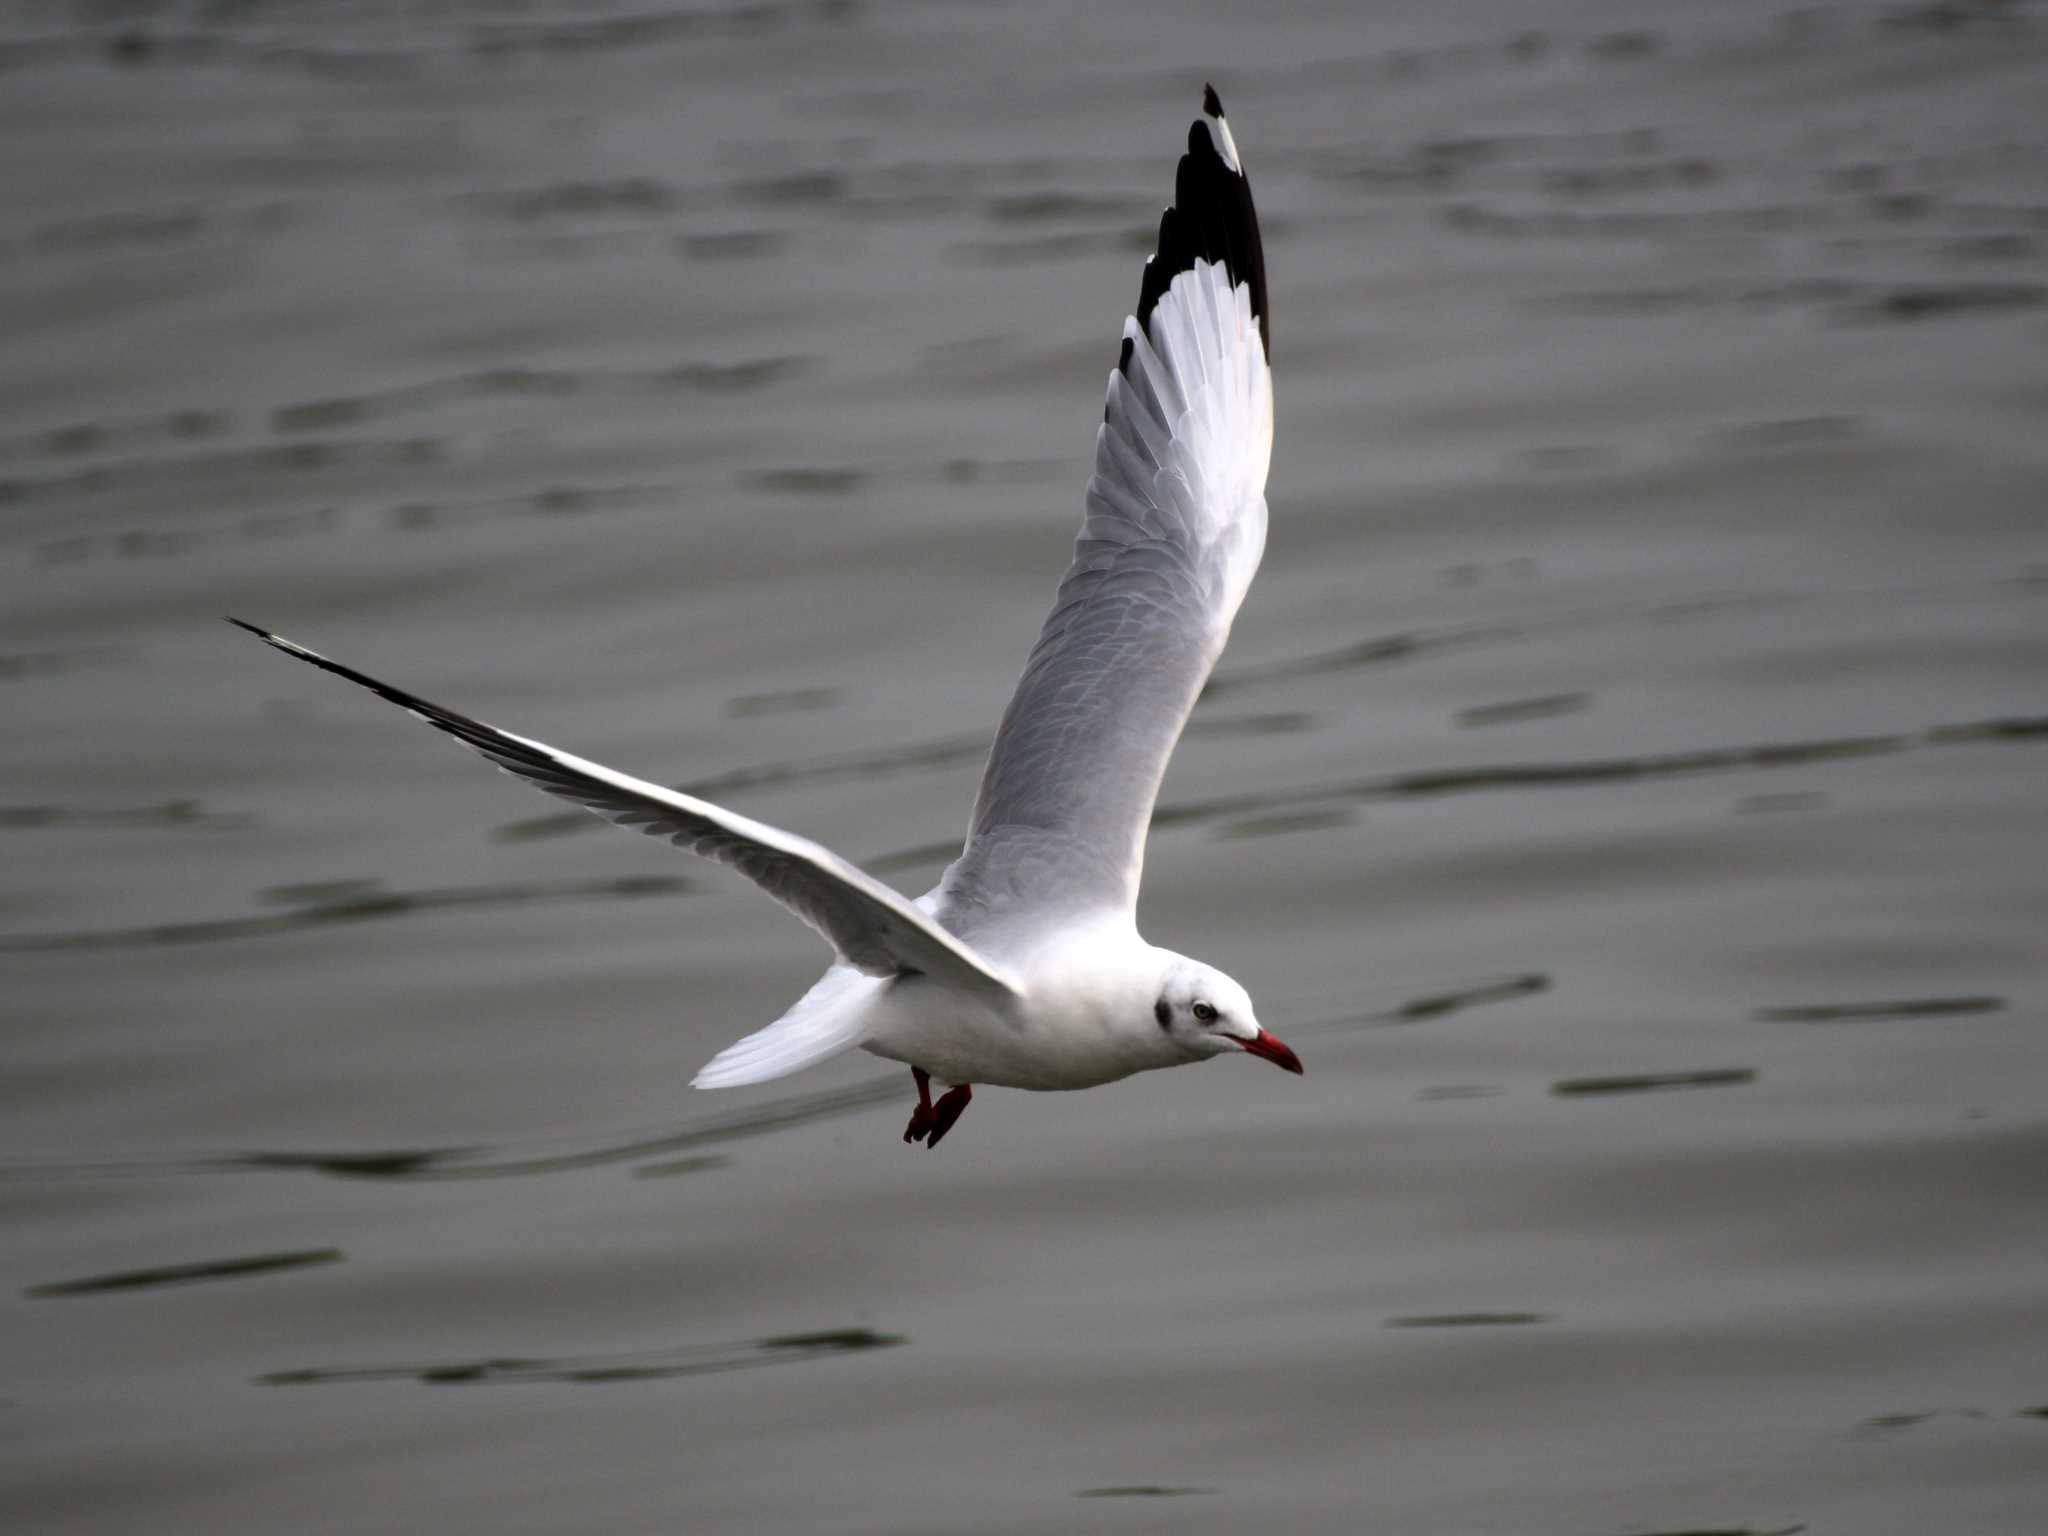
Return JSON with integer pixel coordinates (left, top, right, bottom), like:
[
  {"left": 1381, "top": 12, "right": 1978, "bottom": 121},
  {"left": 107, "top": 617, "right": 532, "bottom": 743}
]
[{"left": 925, "top": 1083, "right": 973, "bottom": 1149}]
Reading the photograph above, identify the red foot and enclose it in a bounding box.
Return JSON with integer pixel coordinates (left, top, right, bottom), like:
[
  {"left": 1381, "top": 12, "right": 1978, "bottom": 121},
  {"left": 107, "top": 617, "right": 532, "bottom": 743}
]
[
  {"left": 902, "top": 1069, "right": 974, "bottom": 1148},
  {"left": 925, "top": 1083, "right": 972, "bottom": 1149},
  {"left": 903, "top": 1067, "right": 936, "bottom": 1144}
]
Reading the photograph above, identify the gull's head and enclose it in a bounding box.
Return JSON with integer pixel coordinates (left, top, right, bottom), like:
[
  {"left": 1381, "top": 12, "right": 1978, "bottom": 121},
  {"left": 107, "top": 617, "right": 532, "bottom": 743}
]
[{"left": 1151, "top": 953, "right": 1303, "bottom": 1075}]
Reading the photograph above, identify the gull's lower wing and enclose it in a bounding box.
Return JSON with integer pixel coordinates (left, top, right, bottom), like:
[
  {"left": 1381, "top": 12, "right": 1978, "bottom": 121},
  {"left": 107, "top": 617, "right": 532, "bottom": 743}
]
[
  {"left": 228, "top": 620, "right": 1017, "bottom": 998},
  {"left": 949, "top": 87, "right": 1273, "bottom": 920}
]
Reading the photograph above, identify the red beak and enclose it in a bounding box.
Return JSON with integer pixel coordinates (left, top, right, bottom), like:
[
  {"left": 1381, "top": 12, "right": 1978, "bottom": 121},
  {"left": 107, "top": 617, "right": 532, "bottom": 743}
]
[{"left": 1240, "top": 1027, "right": 1304, "bottom": 1075}]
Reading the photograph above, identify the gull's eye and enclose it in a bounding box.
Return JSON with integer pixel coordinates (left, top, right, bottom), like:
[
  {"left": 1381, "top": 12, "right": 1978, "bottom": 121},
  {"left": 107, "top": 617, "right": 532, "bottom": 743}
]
[{"left": 1192, "top": 1001, "right": 1218, "bottom": 1024}]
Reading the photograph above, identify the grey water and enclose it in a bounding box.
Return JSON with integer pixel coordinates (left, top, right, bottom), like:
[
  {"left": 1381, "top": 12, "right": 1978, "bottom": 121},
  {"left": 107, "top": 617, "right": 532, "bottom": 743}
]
[{"left": 4, "top": 2, "right": 2046, "bottom": 1532}]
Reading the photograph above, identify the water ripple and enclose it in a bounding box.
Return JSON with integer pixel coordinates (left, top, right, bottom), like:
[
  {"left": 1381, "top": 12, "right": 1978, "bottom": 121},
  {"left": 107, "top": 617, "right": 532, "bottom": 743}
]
[
  {"left": 261, "top": 1327, "right": 901, "bottom": 1388},
  {"left": 0, "top": 874, "right": 690, "bottom": 954},
  {"left": 0, "top": 1077, "right": 905, "bottom": 1186},
  {"left": 25, "top": 1247, "right": 342, "bottom": 1299}
]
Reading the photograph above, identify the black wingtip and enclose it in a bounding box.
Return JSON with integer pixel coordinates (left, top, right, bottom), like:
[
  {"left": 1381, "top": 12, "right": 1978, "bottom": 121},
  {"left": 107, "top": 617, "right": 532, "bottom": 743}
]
[
  {"left": 1125, "top": 91, "right": 1269, "bottom": 366},
  {"left": 225, "top": 618, "right": 282, "bottom": 647}
]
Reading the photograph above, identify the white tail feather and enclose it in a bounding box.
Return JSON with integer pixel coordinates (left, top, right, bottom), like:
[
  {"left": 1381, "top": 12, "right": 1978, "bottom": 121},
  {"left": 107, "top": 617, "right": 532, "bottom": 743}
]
[{"left": 691, "top": 965, "right": 878, "bottom": 1089}]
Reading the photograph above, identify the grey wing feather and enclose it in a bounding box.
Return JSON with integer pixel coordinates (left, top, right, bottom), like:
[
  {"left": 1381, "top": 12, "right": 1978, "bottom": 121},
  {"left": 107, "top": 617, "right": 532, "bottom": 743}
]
[
  {"left": 946, "top": 102, "right": 1273, "bottom": 923},
  {"left": 228, "top": 620, "right": 1017, "bottom": 998}
]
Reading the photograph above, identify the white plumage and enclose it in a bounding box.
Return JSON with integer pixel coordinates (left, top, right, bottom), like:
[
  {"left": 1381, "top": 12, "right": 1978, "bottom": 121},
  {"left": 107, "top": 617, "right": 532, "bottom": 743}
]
[{"left": 235, "top": 87, "right": 1299, "bottom": 1148}]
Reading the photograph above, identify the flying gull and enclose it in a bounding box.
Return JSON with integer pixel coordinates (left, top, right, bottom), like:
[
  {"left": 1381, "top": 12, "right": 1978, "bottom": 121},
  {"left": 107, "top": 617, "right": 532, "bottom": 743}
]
[{"left": 232, "top": 85, "right": 1298, "bottom": 1148}]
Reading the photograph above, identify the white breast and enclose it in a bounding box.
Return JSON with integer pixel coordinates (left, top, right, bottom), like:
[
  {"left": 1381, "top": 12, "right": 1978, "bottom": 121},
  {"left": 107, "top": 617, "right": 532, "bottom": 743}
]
[{"left": 861, "top": 919, "right": 1173, "bottom": 1091}]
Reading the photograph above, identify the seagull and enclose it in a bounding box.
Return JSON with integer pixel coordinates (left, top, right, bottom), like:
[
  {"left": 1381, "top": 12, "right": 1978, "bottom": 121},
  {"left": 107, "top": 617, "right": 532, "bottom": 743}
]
[{"left": 231, "top": 85, "right": 1298, "bottom": 1149}]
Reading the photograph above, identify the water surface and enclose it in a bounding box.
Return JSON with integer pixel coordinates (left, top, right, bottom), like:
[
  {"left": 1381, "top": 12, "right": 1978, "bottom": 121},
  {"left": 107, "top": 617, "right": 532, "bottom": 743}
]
[{"left": 4, "top": 3, "right": 2045, "bottom": 1532}]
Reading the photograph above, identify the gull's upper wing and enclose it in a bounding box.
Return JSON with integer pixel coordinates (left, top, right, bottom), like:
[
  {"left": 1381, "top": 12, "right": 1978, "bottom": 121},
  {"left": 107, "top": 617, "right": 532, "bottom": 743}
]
[
  {"left": 945, "top": 87, "right": 1272, "bottom": 923},
  {"left": 228, "top": 621, "right": 1017, "bottom": 998}
]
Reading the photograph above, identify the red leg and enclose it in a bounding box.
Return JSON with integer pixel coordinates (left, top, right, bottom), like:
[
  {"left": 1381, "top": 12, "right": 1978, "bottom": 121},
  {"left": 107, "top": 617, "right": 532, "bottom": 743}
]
[
  {"left": 902, "top": 1067, "right": 937, "bottom": 1144},
  {"left": 925, "top": 1083, "right": 973, "bottom": 1149}
]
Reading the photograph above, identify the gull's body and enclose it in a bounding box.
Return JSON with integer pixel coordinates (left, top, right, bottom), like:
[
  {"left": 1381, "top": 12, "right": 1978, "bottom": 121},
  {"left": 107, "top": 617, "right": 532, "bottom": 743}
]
[
  {"left": 792, "top": 910, "right": 1239, "bottom": 1093},
  {"left": 234, "top": 87, "right": 1298, "bottom": 1147}
]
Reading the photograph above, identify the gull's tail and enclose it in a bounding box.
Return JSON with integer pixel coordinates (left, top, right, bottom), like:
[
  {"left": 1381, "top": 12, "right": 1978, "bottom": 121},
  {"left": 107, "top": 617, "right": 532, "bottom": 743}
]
[{"left": 692, "top": 965, "right": 877, "bottom": 1089}]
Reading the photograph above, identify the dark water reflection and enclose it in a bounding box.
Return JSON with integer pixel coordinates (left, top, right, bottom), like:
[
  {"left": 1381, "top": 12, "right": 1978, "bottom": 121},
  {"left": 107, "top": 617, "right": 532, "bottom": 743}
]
[
  {"left": 1755, "top": 996, "right": 2007, "bottom": 1023},
  {"left": 1074, "top": 1484, "right": 1216, "bottom": 1498},
  {"left": 26, "top": 1248, "right": 343, "bottom": 1299},
  {"left": 1551, "top": 1067, "right": 1758, "bottom": 1097},
  {"left": 261, "top": 1327, "right": 903, "bottom": 1388},
  {"left": 0, "top": 874, "right": 692, "bottom": 953},
  {"left": 0, "top": 1078, "right": 904, "bottom": 1185}
]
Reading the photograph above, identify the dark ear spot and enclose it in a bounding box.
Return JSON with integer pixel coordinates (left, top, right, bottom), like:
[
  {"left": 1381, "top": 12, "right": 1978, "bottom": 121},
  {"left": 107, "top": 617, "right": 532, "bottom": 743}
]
[{"left": 1154, "top": 998, "right": 1171, "bottom": 1029}]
